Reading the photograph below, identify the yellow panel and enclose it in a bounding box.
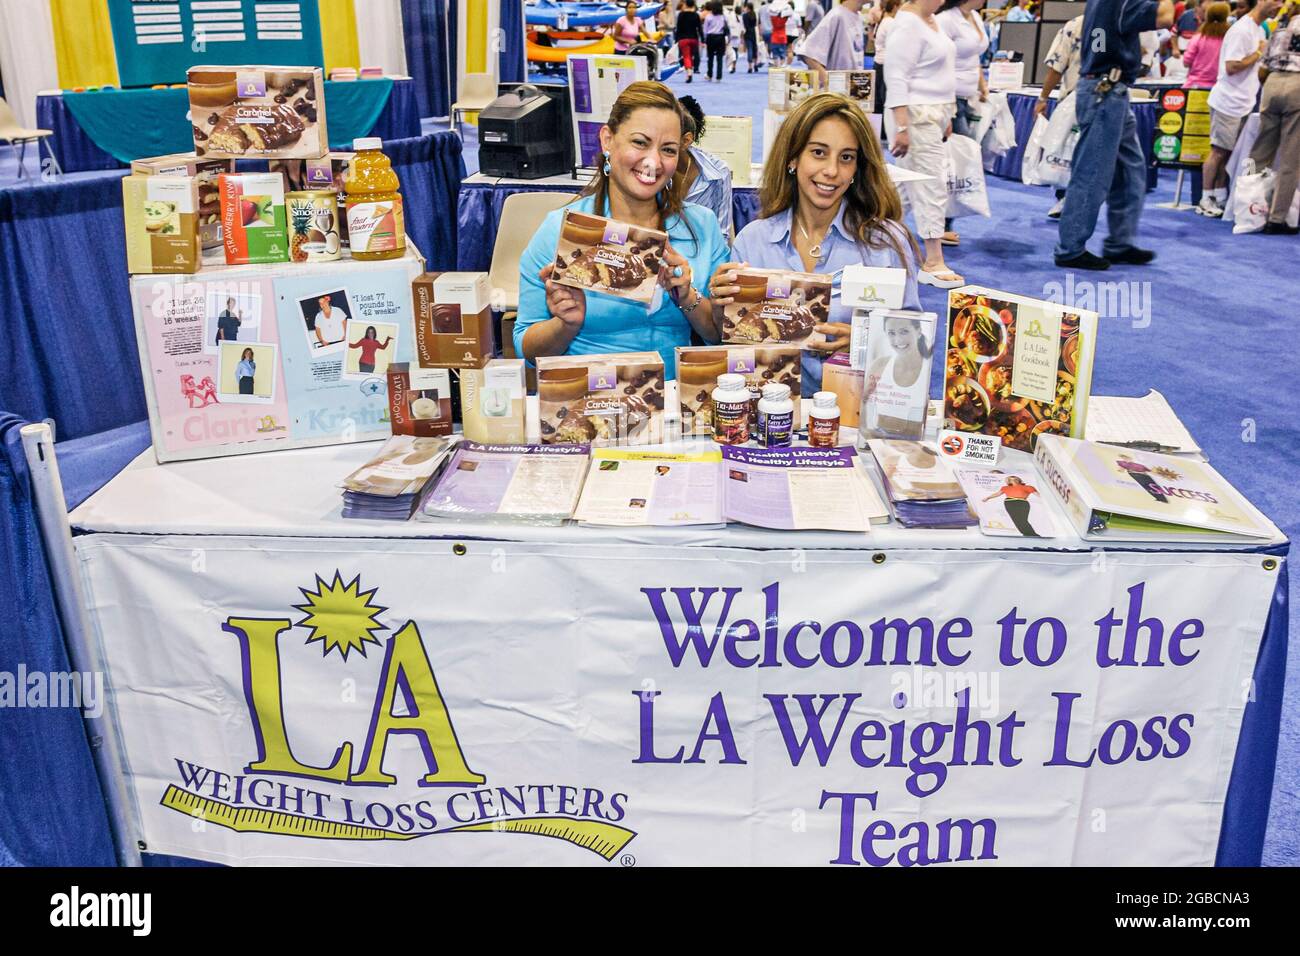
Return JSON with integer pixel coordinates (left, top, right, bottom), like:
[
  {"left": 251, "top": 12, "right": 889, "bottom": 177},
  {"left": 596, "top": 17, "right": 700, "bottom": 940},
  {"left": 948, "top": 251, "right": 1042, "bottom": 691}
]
[
  {"left": 466, "top": 0, "right": 488, "bottom": 73},
  {"left": 319, "top": 0, "right": 361, "bottom": 73},
  {"left": 51, "top": 0, "right": 120, "bottom": 89}
]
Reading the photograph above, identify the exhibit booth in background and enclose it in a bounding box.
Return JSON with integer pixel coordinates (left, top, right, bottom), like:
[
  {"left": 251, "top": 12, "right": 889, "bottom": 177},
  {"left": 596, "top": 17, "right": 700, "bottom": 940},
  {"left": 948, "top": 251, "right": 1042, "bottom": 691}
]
[{"left": 0, "top": 0, "right": 526, "bottom": 130}]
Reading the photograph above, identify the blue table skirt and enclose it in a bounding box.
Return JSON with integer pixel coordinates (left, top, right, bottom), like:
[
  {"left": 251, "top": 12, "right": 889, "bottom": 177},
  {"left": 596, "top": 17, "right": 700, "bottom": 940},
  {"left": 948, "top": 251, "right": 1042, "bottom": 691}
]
[
  {"left": 457, "top": 180, "right": 762, "bottom": 272},
  {"left": 38, "top": 78, "right": 421, "bottom": 173},
  {"left": 991, "top": 92, "right": 1160, "bottom": 192}
]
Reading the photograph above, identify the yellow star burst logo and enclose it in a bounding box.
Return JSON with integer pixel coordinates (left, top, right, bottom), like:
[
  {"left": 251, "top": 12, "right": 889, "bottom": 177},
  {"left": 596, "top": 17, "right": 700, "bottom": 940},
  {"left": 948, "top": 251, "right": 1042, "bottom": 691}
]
[{"left": 293, "top": 573, "right": 388, "bottom": 660}]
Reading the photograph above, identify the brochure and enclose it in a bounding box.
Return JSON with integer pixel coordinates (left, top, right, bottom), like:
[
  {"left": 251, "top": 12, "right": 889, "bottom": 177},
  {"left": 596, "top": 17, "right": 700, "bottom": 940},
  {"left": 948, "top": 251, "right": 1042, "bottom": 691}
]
[
  {"left": 866, "top": 439, "right": 976, "bottom": 529},
  {"left": 574, "top": 449, "right": 725, "bottom": 527},
  {"left": 860, "top": 310, "right": 938, "bottom": 441},
  {"left": 342, "top": 435, "right": 457, "bottom": 497},
  {"left": 953, "top": 467, "right": 1059, "bottom": 538},
  {"left": 1034, "top": 435, "right": 1275, "bottom": 542},
  {"left": 421, "top": 443, "right": 590, "bottom": 524},
  {"left": 719, "top": 446, "right": 884, "bottom": 532},
  {"left": 943, "top": 287, "right": 1098, "bottom": 452}
]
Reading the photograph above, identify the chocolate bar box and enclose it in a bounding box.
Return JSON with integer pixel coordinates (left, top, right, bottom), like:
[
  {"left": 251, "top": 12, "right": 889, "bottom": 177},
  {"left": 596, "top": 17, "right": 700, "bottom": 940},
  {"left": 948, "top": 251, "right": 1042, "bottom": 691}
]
[
  {"left": 677, "top": 345, "right": 801, "bottom": 437},
  {"left": 189, "top": 66, "right": 327, "bottom": 160},
  {"left": 536, "top": 353, "right": 665, "bottom": 446},
  {"left": 551, "top": 210, "right": 667, "bottom": 309},
  {"left": 722, "top": 268, "right": 831, "bottom": 347}
]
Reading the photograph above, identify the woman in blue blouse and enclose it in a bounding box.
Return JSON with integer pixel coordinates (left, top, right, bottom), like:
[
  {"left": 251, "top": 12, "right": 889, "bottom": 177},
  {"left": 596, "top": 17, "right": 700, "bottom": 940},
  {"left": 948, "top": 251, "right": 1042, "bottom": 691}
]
[
  {"left": 710, "top": 93, "right": 922, "bottom": 396},
  {"left": 515, "top": 81, "right": 731, "bottom": 379}
]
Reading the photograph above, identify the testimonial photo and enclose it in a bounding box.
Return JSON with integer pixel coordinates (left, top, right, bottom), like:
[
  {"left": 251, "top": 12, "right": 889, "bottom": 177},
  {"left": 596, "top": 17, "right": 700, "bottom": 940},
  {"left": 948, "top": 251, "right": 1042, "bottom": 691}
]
[
  {"left": 344, "top": 321, "right": 399, "bottom": 378},
  {"left": 217, "top": 341, "right": 276, "bottom": 403},
  {"left": 298, "top": 288, "right": 354, "bottom": 355},
  {"left": 205, "top": 287, "right": 262, "bottom": 352}
]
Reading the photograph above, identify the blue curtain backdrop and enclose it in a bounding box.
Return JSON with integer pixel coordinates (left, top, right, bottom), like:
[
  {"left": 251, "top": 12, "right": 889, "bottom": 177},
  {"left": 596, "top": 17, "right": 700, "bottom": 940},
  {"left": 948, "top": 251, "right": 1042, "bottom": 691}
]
[
  {"left": 499, "top": 0, "right": 526, "bottom": 84},
  {"left": 402, "top": 0, "right": 453, "bottom": 118}
]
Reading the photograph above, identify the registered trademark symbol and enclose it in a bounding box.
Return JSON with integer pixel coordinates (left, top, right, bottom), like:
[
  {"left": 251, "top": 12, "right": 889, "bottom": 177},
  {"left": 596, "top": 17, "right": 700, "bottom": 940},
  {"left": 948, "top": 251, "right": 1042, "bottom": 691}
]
[{"left": 620, "top": 854, "right": 636, "bottom": 867}]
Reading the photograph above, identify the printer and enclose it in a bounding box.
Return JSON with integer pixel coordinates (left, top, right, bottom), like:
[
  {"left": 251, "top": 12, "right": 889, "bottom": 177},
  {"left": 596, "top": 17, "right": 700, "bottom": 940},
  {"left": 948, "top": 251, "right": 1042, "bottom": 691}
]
[{"left": 478, "top": 83, "right": 574, "bottom": 179}]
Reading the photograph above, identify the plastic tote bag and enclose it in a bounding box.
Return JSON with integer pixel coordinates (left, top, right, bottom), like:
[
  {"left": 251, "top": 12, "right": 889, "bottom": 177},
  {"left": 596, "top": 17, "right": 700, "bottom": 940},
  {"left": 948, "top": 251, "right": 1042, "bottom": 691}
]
[
  {"left": 944, "top": 134, "right": 992, "bottom": 218},
  {"left": 1037, "top": 92, "right": 1079, "bottom": 188},
  {"left": 976, "top": 92, "right": 1016, "bottom": 156},
  {"left": 1232, "top": 161, "right": 1274, "bottom": 234},
  {"left": 1021, "top": 115, "right": 1051, "bottom": 186}
]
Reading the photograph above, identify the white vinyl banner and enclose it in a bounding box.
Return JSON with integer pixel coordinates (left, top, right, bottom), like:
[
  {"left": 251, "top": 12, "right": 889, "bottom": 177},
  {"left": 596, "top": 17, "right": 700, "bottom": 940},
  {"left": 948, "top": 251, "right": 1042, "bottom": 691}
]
[{"left": 75, "top": 535, "right": 1279, "bottom": 867}]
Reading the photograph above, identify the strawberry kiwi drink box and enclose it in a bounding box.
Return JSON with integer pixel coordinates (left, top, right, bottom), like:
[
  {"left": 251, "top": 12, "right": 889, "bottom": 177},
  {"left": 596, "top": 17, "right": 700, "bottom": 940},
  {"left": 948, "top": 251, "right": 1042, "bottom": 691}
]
[{"left": 219, "top": 172, "right": 288, "bottom": 265}]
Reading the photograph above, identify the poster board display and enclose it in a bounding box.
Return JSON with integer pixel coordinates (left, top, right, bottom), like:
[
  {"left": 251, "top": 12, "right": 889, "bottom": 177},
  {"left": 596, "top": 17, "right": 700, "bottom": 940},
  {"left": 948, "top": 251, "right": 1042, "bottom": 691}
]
[
  {"left": 132, "top": 245, "right": 425, "bottom": 462},
  {"left": 566, "top": 54, "right": 650, "bottom": 168},
  {"left": 106, "top": 0, "right": 324, "bottom": 88},
  {"left": 697, "top": 116, "right": 753, "bottom": 187},
  {"left": 1153, "top": 87, "right": 1210, "bottom": 167}
]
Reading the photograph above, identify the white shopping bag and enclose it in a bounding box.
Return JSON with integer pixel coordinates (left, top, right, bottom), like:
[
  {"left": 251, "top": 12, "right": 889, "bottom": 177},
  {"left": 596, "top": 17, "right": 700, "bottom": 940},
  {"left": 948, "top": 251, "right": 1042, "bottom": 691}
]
[
  {"left": 980, "top": 92, "right": 1017, "bottom": 156},
  {"left": 1232, "top": 160, "right": 1274, "bottom": 234},
  {"left": 944, "top": 134, "right": 992, "bottom": 218},
  {"left": 1021, "top": 114, "right": 1051, "bottom": 186},
  {"left": 1037, "top": 92, "right": 1079, "bottom": 188}
]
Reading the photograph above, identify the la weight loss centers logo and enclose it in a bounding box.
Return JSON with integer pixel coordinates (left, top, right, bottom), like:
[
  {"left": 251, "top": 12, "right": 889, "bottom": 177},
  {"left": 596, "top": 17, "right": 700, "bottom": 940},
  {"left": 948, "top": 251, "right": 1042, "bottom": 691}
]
[{"left": 161, "top": 572, "right": 636, "bottom": 862}]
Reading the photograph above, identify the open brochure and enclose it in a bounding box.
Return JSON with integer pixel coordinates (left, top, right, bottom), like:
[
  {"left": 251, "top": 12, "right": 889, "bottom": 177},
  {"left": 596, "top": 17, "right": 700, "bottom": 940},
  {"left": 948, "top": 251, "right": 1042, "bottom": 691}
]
[
  {"left": 420, "top": 442, "right": 590, "bottom": 525},
  {"left": 720, "top": 446, "right": 886, "bottom": 532},
  {"left": 1034, "top": 435, "right": 1274, "bottom": 542},
  {"left": 574, "top": 449, "right": 725, "bottom": 527},
  {"left": 952, "top": 467, "right": 1059, "bottom": 539}
]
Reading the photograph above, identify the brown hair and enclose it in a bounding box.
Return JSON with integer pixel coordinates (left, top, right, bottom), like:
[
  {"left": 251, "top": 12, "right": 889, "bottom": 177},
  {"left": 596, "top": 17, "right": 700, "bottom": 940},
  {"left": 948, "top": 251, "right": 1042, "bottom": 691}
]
[
  {"left": 760, "top": 93, "right": 917, "bottom": 267},
  {"left": 579, "top": 81, "right": 690, "bottom": 232},
  {"left": 1200, "top": 2, "right": 1230, "bottom": 35}
]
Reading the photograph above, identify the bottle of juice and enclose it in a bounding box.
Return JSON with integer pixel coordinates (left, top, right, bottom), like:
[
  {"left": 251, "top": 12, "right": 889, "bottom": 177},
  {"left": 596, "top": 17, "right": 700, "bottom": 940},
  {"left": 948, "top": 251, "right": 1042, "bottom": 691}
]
[{"left": 345, "top": 137, "right": 405, "bottom": 261}]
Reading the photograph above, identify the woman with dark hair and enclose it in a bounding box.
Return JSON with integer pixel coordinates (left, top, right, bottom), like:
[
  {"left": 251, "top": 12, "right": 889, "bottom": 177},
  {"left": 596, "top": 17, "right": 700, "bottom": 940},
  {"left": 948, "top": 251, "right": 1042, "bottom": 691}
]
[
  {"left": 710, "top": 93, "right": 921, "bottom": 395},
  {"left": 742, "top": 3, "right": 760, "bottom": 72},
  {"left": 703, "top": 1, "right": 730, "bottom": 81},
  {"left": 982, "top": 476, "right": 1043, "bottom": 536},
  {"left": 676, "top": 0, "right": 704, "bottom": 81},
  {"left": 236, "top": 348, "right": 256, "bottom": 395},
  {"left": 610, "top": 1, "right": 650, "bottom": 53},
  {"left": 678, "top": 94, "right": 734, "bottom": 233},
  {"left": 349, "top": 325, "right": 393, "bottom": 374},
  {"left": 516, "top": 81, "right": 730, "bottom": 376},
  {"left": 864, "top": 313, "right": 933, "bottom": 437}
]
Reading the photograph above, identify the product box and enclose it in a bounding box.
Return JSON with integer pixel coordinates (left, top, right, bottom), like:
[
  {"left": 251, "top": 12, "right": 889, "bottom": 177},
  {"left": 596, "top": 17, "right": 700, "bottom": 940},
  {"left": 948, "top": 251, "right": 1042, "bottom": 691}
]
[
  {"left": 460, "top": 359, "right": 527, "bottom": 444},
  {"left": 219, "top": 172, "right": 289, "bottom": 265},
  {"left": 188, "top": 66, "right": 328, "bottom": 160},
  {"left": 826, "top": 70, "right": 875, "bottom": 106},
  {"left": 131, "top": 152, "right": 232, "bottom": 250},
  {"left": 840, "top": 265, "right": 908, "bottom": 311},
  {"left": 536, "top": 352, "right": 665, "bottom": 446},
  {"left": 697, "top": 115, "right": 754, "bottom": 186},
  {"left": 722, "top": 268, "right": 831, "bottom": 347},
  {"left": 122, "top": 175, "right": 201, "bottom": 275},
  {"left": 270, "top": 151, "right": 354, "bottom": 248},
  {"left": 768, "top": 68, "right": 823, "bottom": 112},
  {"left": 676, "top": 345, "right": 801, "bottom": 437},
  {"left": 412, "top": 272, "right": 494, "bottom": 369},
  {"left": 388, "top": 363, "right": 453, "bottom": 437},
  {"left": 551, "top": 210, "right": 667, "bottom": 310},
  {"left": 822, "top": 351, "right": 864, "bottom": 429}
]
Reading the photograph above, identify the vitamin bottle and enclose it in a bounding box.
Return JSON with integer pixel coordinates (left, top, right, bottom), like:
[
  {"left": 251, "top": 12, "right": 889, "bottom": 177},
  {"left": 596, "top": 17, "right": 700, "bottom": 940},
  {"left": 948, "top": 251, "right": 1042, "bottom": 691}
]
[
  {"left": 808, "top": 390, "right": 841, "bottom": 448},
  {"left": 756, "top": 383, "right": 794, "bottom": 448},
  {"left": 712, "top": 373, "right": 751, "bottom": 445}
]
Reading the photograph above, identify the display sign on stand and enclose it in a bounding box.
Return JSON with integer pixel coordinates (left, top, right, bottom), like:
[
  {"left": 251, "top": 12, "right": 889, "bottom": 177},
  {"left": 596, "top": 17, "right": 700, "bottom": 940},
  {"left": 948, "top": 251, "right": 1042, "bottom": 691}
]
[
  {"left": 698, "top": 115, "right": 753, "bottom": 187},
  {"left": 1153, "top": 87, "right": 1210, "bottom": 167},
  {"left": 988, "top": 61, "right": 1027, "bottom": 91},
  {"left": 566, "top": 54, "right": 650, "bottom": 171},
  {"left": 132, "top": 245, "right": 425, "bottom": 462}
]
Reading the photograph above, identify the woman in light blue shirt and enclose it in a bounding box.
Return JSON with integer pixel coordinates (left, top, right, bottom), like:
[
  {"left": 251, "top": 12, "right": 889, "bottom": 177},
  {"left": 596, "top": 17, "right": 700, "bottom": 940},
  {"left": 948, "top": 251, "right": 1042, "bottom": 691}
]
[
  {"left": 516, "top": 81, "right": 731, "bottom": 379},
  {"left": 236, "top": 348, "right": 256, "bottom": 395},
  {"left": 709, "top": 93, "right": 921, "bottom": 396}
]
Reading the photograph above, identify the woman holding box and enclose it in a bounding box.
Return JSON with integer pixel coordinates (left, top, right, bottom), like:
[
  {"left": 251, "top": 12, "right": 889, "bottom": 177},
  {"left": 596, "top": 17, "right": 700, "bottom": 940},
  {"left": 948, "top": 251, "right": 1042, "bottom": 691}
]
[
  {"left": 516, "top": 82, "right": 731, "bottom": 378},
  {"left": 710, "top": 93, "right": 921, "bottom": 396},
  {"left": 885, "top": 0, "right": 962, "bottom": 287}
]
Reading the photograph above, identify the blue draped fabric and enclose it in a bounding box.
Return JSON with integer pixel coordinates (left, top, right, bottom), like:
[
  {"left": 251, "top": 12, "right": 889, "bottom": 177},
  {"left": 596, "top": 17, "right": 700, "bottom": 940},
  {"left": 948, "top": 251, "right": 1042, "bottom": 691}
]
[
  {"left": 39, "top": 79, "right": 420, "bottom": 174},
  {"left": 456, "top": 180, "right": 760, "bottom": 271},
  {"left": 0, "top": 132, "right": 463, "bottom": 443},
  {"left": 499, "top": 0, "right": 527, "bottom": 84},
  {"left": 402, "top": 0, "right": 453, "bottom": 118},
  {"left": 0, "top": 413, "right": 116, "bottom": 866},
  {"left": 990, "top": 92, "right": 1160, "bottom": 192}
]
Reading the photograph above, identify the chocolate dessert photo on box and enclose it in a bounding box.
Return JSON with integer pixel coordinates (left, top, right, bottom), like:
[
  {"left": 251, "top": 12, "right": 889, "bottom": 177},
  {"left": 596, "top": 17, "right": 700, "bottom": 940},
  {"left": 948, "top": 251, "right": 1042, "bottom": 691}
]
[
  {"left": 536, "top": 353, "right": 665, "bottom": 447},
  {"left": 676, "top": 345, "right": 802, "bottom": 437},
  {"left": 722, "top": 269, "right": 830, "bottom": 347},
  {"left": 551, "top": 210, "right": 668, "bottom": 310},
  {"left": 189, "top": 67, "right": 328, "bottom": 160}
]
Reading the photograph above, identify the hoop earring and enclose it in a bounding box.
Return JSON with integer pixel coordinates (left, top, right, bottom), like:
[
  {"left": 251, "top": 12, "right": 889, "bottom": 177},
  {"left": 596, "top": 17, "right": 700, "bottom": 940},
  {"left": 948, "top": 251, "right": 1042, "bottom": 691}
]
[
  {"left": 602, "top": 152, "right": 611, "bottom": 176},
  {"left": 787, "top": 164, "right": 796, "bottom": 175}
]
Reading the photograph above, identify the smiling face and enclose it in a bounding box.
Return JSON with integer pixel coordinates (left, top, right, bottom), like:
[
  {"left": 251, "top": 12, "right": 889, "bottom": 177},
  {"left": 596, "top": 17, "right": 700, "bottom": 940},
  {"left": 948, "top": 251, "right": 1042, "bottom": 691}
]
[
  {"left": 886, "top": 318, "right": 917, "bottom": 355},
  {"left": 599, "top": 106, "right": 682, "bottom": 204},
  {"left": 794, "top": 116, "right": 859, "bottom": 215}
]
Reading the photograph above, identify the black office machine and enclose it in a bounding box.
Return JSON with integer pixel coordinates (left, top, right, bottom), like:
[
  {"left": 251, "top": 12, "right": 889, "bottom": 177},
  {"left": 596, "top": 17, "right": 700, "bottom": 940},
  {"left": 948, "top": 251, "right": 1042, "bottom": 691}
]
[{"left": 478, "top": 83, "right": 573, "bottom": 179}]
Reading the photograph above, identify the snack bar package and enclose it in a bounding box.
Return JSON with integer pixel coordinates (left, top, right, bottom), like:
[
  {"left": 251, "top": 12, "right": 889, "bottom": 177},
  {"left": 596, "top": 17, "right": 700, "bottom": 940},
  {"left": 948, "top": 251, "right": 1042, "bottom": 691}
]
[
  {"left": 122, "top": 175, "right": 201, "bottom": 275},
  {"left": 551, "top": 210, "right": 667, "bottom": 310},
  {"left": 536, "top": 353, "right": 665, "bottom": 446},
  {"left": 189, "top": 66, "right": 327, "bottom": 160},
  {"left": 722, "top": 268, "right": 831, "bottom": 347},
  {"left": 131, "top": 153, "right": 232, "bottom": 250}
]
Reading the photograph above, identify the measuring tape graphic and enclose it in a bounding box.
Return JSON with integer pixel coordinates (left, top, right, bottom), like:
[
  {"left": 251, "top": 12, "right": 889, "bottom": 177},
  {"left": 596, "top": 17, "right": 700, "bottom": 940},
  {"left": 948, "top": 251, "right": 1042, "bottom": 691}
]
[{"left": 161, "top": 785, "right": 636, "bottom": 861}]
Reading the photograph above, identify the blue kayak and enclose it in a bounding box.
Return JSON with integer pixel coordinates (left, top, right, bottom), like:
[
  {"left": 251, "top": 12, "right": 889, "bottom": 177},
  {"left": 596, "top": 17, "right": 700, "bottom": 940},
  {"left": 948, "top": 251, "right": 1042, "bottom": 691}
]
[{"left": 527, "top": 1, "right": 664, "bottom": 27}]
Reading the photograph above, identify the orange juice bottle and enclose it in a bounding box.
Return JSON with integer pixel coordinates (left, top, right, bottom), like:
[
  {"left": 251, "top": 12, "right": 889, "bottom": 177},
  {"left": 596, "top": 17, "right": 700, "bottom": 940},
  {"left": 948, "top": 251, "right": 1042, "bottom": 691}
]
[{"left": 345, "top": 137, "right": 405, "bottom": 260}]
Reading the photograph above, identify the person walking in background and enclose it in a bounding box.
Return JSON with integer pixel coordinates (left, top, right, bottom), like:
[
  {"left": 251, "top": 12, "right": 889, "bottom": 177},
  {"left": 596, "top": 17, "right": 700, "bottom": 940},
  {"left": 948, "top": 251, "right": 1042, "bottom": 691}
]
[
  {"left": 770, "top": 1, "right": 792, "bottom": 66},
  {"left": 1053, "top": 0, "right": 1175, "bottom": 270},
  {"left": 871, "top": 0, "right": 901, "bottom": 126},
  {"left": 760, "top": 0, "right": 775, "bottom": 63},
  {"left": 1172, "top": 0, "right": 1208, "bottom": 53},
  {"left": 676, "top": 0, "right": 704, "bottom": 81},
  {"left": 938, "top": 0, "right": 989, "bottom": 245},
  {"left": 1247, "top": 4, "right": 1300, "bottom": 233},
  {"left": 1198, "top": 0, "right": 1282, "bottom": 217},
  {"left": 724, "top": 2, "right": 743, "bottom": 71},
  {"left": 704, "top": 1, "right": 730, "bottom": 80},
  {"left": 1182, "top": 1, "right": 1230, "bottom": 88},
  {"left": 743, "top": 2, "right": 761, "bottom": 70},
  {"left": 805, "top": 0, "right": 827, "bottom": 36},
  {"left": 1034, "top": 11, "right": 1084, "bottom": 218},
  {"left": 886, "top": 0, "right": 964, "bottom": 287},
  {"left": 610, "top": 2, "right": 651, "bottom": 53},
  {"left": 802, "top": 0, "right": 869, "bottom": 81}
]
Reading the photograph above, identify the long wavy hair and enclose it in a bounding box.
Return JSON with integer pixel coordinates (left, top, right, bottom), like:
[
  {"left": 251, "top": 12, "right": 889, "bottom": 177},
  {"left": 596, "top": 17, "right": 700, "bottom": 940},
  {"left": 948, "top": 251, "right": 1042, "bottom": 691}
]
[
  {"left": 579, "top": 81, "right": 691, "bottom": 233},
  {"left": 1199, "top": 2, "right": 1230, "bottom": 36},
  {"left": 760, "top": 93, "right": 917, "bottom": 267}
]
